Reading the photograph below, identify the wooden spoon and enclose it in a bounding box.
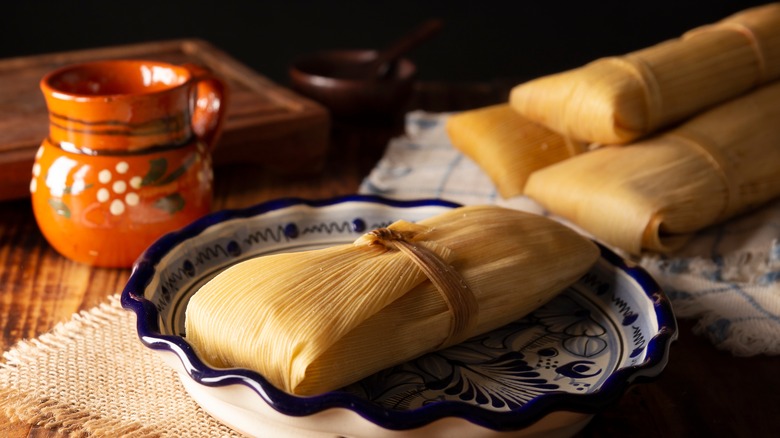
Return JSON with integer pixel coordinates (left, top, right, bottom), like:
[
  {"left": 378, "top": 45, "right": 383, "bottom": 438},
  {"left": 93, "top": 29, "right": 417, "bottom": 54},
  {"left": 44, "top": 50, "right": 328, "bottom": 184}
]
[{"left": 338, "top": 18, "right": 443, "bottom": 80}]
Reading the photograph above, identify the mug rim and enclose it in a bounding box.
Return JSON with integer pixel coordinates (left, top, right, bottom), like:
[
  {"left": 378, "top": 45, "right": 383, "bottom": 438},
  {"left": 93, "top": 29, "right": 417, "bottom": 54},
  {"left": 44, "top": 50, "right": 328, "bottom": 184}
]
[{"left": 41, "top": 59, "right": 193, "bottom": 100}]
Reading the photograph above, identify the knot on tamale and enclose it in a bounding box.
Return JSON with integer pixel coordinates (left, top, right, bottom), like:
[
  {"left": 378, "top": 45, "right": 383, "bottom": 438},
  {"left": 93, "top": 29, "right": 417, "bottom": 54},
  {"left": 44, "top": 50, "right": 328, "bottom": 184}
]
[
  {"left": 358, "top": 221, "right": 479, "bottom": 347},
  {"left": 366, "top": 227, "right": 412, "bottom": 248}
]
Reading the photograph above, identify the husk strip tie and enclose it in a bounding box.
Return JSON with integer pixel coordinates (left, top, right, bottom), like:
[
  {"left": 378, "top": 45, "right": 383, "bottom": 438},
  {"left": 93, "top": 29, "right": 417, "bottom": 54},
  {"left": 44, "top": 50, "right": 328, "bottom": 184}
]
[{"left": 367, "top": 227, "right": 478, "bottom": 347}]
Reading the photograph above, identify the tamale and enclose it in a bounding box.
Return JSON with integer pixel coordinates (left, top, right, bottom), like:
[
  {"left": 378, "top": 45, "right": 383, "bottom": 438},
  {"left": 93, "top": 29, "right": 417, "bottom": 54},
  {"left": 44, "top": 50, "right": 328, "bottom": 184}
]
[
  {"left": 509, "top": 3, "right": 780, "bottom": 145},
  {"left": 524, "top": 80, "right": 780, "bottom": 255},
  {"left": 185, "top": 205, "right": 599, "bottom": 395},
  {"left": 446, "top": 104, "right": 588, "bottom": 197}
]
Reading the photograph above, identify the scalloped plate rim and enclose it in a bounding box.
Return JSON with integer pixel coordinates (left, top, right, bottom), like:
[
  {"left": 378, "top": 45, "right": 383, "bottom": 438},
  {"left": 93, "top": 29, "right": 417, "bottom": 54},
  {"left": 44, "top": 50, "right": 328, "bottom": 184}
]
[{"left": 120, "top": 194, "right": 677, "bottom": 433}]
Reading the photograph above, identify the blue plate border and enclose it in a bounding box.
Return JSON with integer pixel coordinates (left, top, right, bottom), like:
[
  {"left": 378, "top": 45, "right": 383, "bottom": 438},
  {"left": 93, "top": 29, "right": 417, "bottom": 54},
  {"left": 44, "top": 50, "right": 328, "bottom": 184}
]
[{"left": 121, "top": 194, "right": 677, "bottom": 431}]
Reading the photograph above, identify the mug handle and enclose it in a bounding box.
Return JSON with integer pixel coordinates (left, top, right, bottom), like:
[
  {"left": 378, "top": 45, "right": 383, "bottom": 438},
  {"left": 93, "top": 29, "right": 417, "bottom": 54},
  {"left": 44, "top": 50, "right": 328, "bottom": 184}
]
[{"left": 183, "top": 63, "right": 227, "bottom": 151}]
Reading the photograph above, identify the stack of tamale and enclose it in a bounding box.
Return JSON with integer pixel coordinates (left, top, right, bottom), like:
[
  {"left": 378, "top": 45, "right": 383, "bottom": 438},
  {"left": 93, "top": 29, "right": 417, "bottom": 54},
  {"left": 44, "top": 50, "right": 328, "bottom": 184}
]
[
  {"left": 526, "top": 81, "right": 780, "bottom": 254},
  {"left": 446, "top": 3, "right": 780, "bottom": 255},
  {"left": 186, "top": 206, "right": 599, "bottom": 395}
]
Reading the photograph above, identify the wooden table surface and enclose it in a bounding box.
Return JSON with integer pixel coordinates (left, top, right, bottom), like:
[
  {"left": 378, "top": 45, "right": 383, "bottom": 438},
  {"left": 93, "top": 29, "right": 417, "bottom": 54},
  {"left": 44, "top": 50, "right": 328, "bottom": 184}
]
[{"left": 1, "top": 82, "right": 778, "bottom": 437}]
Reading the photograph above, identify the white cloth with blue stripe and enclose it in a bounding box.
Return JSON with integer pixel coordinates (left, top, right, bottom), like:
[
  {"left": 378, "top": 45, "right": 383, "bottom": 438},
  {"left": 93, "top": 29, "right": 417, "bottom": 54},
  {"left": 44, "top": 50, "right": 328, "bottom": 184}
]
[{"left": 359, "top": 111, "right": 780, "bottom": 356}]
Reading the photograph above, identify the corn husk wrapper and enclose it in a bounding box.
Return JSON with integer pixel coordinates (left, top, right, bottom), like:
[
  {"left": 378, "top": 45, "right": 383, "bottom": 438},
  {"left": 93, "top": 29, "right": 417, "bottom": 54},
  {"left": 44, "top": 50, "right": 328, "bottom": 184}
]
[
  {"left": 446, "top": 104, "right": 588, "bottom": 197},
  {"left": 509, "top": 3, "right": 780, "bottom": 145},
  {"left": 185, "top": 205, "right": 599, "bottom": 395},
  {"left": 524, "top": 80, "right": 780, "bottom": 255}
]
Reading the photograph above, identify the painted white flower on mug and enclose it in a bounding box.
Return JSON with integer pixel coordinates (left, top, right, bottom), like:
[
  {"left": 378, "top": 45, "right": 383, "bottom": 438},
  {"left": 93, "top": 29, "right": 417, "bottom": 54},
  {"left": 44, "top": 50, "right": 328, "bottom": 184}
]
[
  {"left": 93, "top": 160, "right": 145, "bottom": 216},
  {"left": 34, "top": 150, "right": 209, "bottom": 220}
]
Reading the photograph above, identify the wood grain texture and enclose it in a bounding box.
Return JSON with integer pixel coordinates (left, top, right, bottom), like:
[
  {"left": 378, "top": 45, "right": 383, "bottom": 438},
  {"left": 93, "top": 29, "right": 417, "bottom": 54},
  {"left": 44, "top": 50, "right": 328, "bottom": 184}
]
[
  {"left": 0, "top": 39, "right": 329, "bottom": 201},
  {"left": 1, "top": 82, "right": 777, "bottom": 437}
]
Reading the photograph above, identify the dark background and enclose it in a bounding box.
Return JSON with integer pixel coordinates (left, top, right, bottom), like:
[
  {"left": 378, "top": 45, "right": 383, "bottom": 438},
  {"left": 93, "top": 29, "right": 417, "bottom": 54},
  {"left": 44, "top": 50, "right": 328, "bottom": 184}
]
[{"left": 1, "top": 0, "right": 771, "bottom": 86}]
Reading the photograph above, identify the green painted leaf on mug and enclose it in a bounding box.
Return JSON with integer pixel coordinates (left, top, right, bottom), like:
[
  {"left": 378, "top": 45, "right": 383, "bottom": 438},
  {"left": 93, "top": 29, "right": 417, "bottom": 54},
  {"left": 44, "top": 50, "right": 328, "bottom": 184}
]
[
  {"left": 156, "top": 153, "right": 196, "bottom": 186},
  {"left": 142, "top": 158, "right": 168, "bottom": 186},
  {"left": 154, "top": 193, "right": 185, "bottom": 214},
  {"left": 62, "top": 183, "right": 93, "bottom": 195},
  {"left": 48, "top": 199, "right": 71, "bottom": 219}
]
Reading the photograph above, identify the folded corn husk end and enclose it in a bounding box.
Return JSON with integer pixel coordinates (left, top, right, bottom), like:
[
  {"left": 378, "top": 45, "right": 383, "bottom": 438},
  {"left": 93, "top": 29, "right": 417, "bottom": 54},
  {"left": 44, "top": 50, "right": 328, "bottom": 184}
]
[
  {"left": 524, "top": 143, "right": 722, "bottom": 255},
  {"left": 185, "top": 205, "right": 600, "bottom": 395},
  {"left": 509, "top": 61, "right": 648, "bottom": 145},
  {"left": 446, "top": 104, "right": 588, "bottom": 198}
]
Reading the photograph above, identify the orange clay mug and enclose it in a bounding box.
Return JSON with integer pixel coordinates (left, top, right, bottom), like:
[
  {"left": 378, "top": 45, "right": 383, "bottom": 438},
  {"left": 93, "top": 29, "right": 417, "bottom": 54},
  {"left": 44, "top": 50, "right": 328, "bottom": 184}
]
[{"left": 31, "top": 60, "right": 226, "bottom": 268}]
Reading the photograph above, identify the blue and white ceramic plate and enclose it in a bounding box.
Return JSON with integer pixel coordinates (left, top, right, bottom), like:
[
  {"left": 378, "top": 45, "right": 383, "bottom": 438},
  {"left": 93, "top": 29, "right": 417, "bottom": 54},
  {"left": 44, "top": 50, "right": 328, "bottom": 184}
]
[{"left": 121, "top": 195, "right": 677, "bottom": 438}]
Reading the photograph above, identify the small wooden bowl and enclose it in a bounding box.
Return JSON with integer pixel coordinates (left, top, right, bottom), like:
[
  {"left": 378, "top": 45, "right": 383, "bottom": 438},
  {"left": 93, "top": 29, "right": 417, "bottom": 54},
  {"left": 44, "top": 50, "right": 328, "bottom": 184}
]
[{"left": 289, "top": 49, "right": 416, "bottom": 120}]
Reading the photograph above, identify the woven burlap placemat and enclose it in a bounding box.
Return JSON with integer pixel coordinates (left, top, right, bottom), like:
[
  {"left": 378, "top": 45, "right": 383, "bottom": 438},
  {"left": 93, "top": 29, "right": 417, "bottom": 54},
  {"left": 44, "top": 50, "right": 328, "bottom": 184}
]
[{"left": 0, "top": 295, "right": 242, "bottom": 437}]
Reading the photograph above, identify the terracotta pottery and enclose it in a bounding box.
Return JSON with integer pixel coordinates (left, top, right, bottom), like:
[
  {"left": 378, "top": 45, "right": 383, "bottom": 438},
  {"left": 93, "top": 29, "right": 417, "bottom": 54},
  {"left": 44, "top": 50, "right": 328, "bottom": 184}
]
[
  {"left": 289, "top": 49, "right": 416, "bottom": 120},
  {"left": 31, "top": 60, "right": 226, "bottom": 268}
]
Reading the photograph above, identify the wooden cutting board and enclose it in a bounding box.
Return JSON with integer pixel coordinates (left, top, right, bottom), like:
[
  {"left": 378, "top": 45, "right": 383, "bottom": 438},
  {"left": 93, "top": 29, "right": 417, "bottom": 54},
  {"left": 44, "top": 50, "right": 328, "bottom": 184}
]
[{"left": 0, "top": 39, "right": 330, "bottom": 201}]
